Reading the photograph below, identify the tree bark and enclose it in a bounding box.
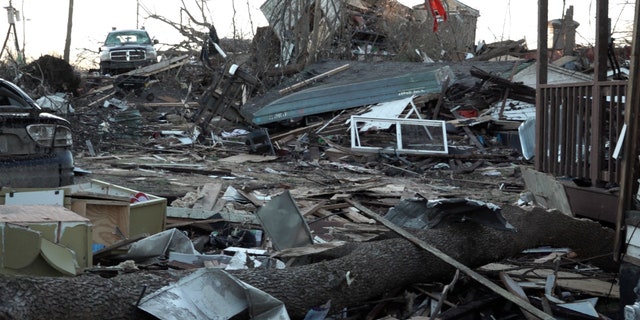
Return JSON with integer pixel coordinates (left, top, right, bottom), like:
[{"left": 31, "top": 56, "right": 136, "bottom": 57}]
[{"left": 0, "top": 205, "right": 616, "bottom": 319}]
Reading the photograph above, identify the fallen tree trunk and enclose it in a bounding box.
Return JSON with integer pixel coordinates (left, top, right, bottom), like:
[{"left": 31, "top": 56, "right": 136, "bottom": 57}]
[{"left": 0, "top": 205, "right": 616, "bottom": 319}]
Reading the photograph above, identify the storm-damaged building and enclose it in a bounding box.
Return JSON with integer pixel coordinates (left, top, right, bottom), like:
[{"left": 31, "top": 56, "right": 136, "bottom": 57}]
[{"left": 251, "top": 0, "right": 481, "bottom": 80}]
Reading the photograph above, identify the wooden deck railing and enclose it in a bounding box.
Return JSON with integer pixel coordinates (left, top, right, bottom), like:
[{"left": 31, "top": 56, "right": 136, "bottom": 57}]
[{"left": 536, "top": 80, "right": 627, "bottom": 186}]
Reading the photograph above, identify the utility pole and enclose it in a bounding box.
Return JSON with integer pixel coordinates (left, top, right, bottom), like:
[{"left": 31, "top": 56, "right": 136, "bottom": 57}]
[
  {"left": 63, "top": 0, "right": 74, "bottom": 62},
  {"left": 0, "top": 0, "right": 22, "bottom": 63}
]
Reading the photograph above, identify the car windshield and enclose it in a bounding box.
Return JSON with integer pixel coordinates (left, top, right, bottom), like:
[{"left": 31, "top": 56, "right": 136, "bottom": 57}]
[{"left": 104, "top": 31, "right": 151, "bottom": 46}]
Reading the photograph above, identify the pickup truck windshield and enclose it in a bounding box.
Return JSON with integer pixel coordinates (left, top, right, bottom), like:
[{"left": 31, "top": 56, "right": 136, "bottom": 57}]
[{"left": 105, "top": 31, "right": 151, "bottom": 46}]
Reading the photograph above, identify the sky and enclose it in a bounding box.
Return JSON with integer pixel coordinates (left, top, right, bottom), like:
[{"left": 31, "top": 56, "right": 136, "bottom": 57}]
[
  {"left": 2, "top": 0, "right": 269, "bottom": 67},
  {"left": 0, "top": 0, "right": 635, "bottom": 69},
  {"left": 403, "top": 0, "right": 635, "bottom": 48}
]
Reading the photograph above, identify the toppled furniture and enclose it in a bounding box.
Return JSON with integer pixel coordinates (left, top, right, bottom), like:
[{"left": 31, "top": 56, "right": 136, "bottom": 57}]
[
  {"left": 0, "top": 180, "right": 168, "bottom": 248},
  {"left": 68, "top": 180, "right": 167, "bottom": 246},
  {"left": 0, "top": 205, "right": 92, "bottom": 276}
]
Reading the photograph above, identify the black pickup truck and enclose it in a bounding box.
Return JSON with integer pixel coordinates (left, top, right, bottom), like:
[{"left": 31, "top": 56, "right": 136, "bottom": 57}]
[{"left": 98, "top": 28, "right": 159, "bottom": 75}]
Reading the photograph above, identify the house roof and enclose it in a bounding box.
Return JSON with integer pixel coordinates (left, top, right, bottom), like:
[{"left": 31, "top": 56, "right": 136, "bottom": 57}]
[
  {"left": 512, "top": 63, "right": 593, "bottom": 88},
  {"left": 243, "top": 59, "right": 524, "bottom": 126}
]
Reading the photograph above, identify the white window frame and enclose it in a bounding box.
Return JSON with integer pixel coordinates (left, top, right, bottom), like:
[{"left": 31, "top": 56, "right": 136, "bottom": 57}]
[{"left": 350, "top": 115, "right": 449, "bottom": 155}]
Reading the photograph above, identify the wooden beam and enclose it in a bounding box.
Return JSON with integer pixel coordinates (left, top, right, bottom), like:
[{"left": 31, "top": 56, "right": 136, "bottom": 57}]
[
  {"left": 590, "top": 0, "right": 610, "bottom": 183},
  {"left": 594, "top": 1, "right": 610, "bottom": 82},
  {"left": 535, "top": 0, "right": 548, "bottom": 171},
  {"left": 124, "top": 54, "right": 190, "bottom": 77},
  {"left": 450, "top": 109, "right": 485, "bottom": 151},
  {"left": 301, "top": 200, "right": 328, "bottom": 217},
  {"left": 432, "top": 77, "right": 450, "bottom": 120},
  {"left": 615, "top": 0, "right": 640, "bottom": 261},
  {"left": 346, "top": 200, "right": 555, "bottom": 320},
  {"left": 191, "top": 182, "right": 222, "bottom": 211}
]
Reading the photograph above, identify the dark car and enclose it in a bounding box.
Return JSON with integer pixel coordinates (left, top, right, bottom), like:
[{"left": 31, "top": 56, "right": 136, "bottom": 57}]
[
  {"left": 0, "top": 78, "right": 74, "bottom": 188},
  {"left": 99, "top": 28, "right": 159, "bottom": 75}
]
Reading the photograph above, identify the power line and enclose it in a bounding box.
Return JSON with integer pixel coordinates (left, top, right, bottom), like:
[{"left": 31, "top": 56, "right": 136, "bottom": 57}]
[{"left": 499, "top": 0, "right": 512, "bottom": 42}]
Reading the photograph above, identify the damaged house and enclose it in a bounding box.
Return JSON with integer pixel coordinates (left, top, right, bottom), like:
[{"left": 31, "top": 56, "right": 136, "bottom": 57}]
[{"left": 251, "top": 0, "right": 479, "bottom": 79}]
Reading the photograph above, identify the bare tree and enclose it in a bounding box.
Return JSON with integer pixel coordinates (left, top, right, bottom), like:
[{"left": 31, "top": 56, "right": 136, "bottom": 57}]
[{"left": 137, "top": 0, "right": 217, "bottom": 54}]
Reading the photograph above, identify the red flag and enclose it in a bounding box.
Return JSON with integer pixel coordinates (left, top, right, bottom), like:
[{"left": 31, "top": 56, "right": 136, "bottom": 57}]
[{"left": 426, "top": 0, "right": 447, "bottom": 32}]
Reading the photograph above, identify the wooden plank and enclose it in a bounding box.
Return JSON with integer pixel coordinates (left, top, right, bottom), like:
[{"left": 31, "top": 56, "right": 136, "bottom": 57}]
[
  {"left": 71, "top": 192, "right": 131, "bottom": 202},
  {"left": 343, "top": 207, "right": 375, "bottom": 224},
  {"left": 301, "top": 200, "right": 328, "bottom": 217},
  {"left": 432, "top": 76, "right": 450, "bottom": 120},
  {"left": 87, "top": 91, "right": 115, "bottom": 107},
  {"left": 210, "top": 198, "right": 228, "bottom": 216},
  {"left": 218, "top": 154, "right": 278, "bottom": 164},
  {"left": 0, "top": 205, "right": 89, "bottom": 223},
  {"left": 482, "top": 263, "right": 620, "bottom": 299},
  {"left": 497, "top": 60, "right": 521, "bottom": 120},
  {"left": 235, "top": 188, "right": 265, "bottom": 207},
  {"left": 124, "top": 54, "right": 190, "bottom": 77},
  {"left": 615, "top": 0, "right": 640, "bottom": 261},
  {"left": 312, "top": 208, "right": 350, "bottom": 223},
  {"left": 347, "top": 200, "right": 555, "bottom": 320},
  {"left": 192, "top": 182, "right": 222, "bottom": 211},
  {"left": 498, "top": 88, "right": 511, "bottom": 119},
  {"left": 71, "top": 199, "right": 130, "bottom": 246},
  {"left": 492, "top": 119, "right": 522, "bottom": 130},
  {"left": 535, "top": 0, "right": 548, "bottom": 173},
  {"left": 520, "top": 166, "right": 572, "bottom": 216},
  {"left": 322, "top": 202, "right": 351, "bottom": 210}
]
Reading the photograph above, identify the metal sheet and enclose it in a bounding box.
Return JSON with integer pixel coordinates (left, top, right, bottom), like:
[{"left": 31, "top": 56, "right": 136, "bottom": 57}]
[
  {"left": 384, "top": 197, "right": 515, "bottom": 231},
  {"left": 2, "top": 224, "right": 41, "bottom": 269},
  {"left": 121, "top": 228, "right": 198, "bottom": 263},
  {"left": 518, "top": 117, "right": 536, "bottom": 160},
  {"left": 557, "top": 300, "right": 599, "bottom": 317},
  {"left": 256, "top": 190, "right": 313, "bottom": 251},
  {"left": 40, "top": 238, "right": 79, "bottom": 276},
  {"left": 5, "top": 189, "right": 65, "bottom": 206},
  {"left": 252, "top": 66, "right": 454, "bottom": 125},
  {"left": 357, "top": 96, "right": 417, "bottom": 131},
  {"left": 138, "top": 268, "right": 289, "bottom": 320}
]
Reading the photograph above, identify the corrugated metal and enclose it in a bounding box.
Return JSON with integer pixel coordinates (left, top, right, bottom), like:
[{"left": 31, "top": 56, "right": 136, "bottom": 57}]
[{"left": 252, "top": 65, "right": 454, "bottom": 125}]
